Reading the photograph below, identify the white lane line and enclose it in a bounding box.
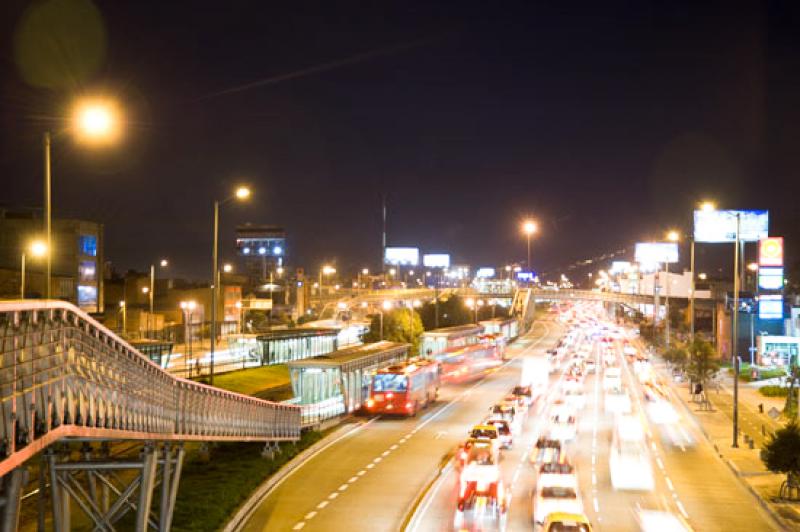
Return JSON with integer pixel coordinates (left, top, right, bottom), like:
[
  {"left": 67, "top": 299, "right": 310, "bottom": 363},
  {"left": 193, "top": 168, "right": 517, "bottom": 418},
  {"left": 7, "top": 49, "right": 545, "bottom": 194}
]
[
  {"left": 512, "top": 469, "right": 521, "bottom": 484},
  {"left": 656, "top": 457, "right": 665, "bottom": 470},
  {"left": 348, "top": 476, "right": 358, "bottom": 483},
  {"left": 399, "top": 438, "right": 407, "bottom": 443},
  {"left": 293, "top": 522, "right": 305, "bottom": 530},
  {"left": 373, "top": 457, "right": 383, "bottom": 463},
  {"left": 338, "top": 484, "right": 349, "bottom": 491},
  {"left": 593, "top": 497, "right": 599, "bottom": 512},
  {"left": 357, "top": 470, "right": 366, "bottom": 476},
  {"left": 665, "top": 476, "right": 674, "bottom": 491},
  {"left": 390, "top": 444, "right": 398, "bottom": 450},
  {"left": 304, "top": 511, "right": 317, "bottom": 520},
  {"left": 328, "top": 492, "right": 339, "bottom": 500},
  {"left": 382, "top": 450, "right": 390, "bottom": 457},
  {"left": 591, "top": 455, "right": 596, "bottom": 465},
  {"left": 366, "top": 463, "right": 375, "bottom": 469},
  {"left": 592, "top": 473, "right": 597, "bottom": 485},
  {"left": 316, "top": 501, "right": 329, "bottom": 509},
  {"left": 677, "top": 500, "right": 690, "bottom": 519}
]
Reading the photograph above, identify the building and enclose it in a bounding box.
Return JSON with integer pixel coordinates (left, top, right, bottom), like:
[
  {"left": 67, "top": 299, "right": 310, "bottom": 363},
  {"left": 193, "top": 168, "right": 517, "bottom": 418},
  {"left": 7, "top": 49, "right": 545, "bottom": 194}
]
[{"left": 0, "top": 208, "right": 104, "bottom": 313}]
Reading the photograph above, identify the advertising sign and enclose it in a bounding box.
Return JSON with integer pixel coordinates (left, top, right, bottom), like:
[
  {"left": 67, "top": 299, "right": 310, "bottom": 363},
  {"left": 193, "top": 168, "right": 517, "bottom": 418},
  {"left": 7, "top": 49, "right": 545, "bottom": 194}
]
[
  {"left": 759, "top": 237, "right": 784, "bottom": 267},
  {"left": 384, "top": 247, "right": 419, "bottom": 266},
  {"left": 693, "top": 210, "right": 769, "bottom": 243},
  {"left": 516, "top": 272, "right": 535, "bottom": 282},
  {"left": 610, "top": 261, "right": 631, "bottom": 274},
  {"left": 634, "top": 242, "right": 679, "bottom": 265},
  {"left": 476, "top": 267, "right": 496, "bottom": 278},
  {"left": 422, "top": 253, "right": 450, "bottom": 268},
  {"left": 759, "top": 295, "right": 783, "bottom": 320},
  {"left": 758, "top": 268, "right": 784, "bottom": 291}
]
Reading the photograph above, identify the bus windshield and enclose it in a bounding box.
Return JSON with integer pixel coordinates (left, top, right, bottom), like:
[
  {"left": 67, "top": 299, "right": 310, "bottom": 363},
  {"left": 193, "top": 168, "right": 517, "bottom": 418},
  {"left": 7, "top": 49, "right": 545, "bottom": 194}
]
[{"left": 372, "top": 374, "right": 408, "bottom": 392}]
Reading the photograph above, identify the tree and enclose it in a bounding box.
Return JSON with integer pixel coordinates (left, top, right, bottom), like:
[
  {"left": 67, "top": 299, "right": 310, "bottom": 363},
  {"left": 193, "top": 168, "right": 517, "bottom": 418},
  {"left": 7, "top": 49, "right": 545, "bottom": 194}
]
[
  {"left": 418, "top": 295, "right": 474, "bottom": 330},
  {"left": 762, "top": 421, "right": 800, "bottom": 500},
  {"left": 685, "top": 338, "right": 720, "bottom": 400},
  {"left": 365, "top": 309, "right": 425, "bottom": 356},
  {"left": 662, "top": 346, "right": 688, "bottom": 370}
]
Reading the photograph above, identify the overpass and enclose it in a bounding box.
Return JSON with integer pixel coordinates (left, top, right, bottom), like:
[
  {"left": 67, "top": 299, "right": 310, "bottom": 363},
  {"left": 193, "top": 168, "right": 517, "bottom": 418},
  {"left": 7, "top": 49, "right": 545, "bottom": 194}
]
[{"left": 0, "top": 300, "right": 300, "bottom": 531}]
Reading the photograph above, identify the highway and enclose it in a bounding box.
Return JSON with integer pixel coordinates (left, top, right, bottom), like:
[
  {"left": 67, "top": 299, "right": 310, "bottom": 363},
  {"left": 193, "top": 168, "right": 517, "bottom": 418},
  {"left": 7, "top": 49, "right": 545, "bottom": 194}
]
[
  {"left": 409, "top": 306, "right": 780, "bottom": 531},
  {"left": 239, "top": 321, "right": 561, "bottom": 531}
]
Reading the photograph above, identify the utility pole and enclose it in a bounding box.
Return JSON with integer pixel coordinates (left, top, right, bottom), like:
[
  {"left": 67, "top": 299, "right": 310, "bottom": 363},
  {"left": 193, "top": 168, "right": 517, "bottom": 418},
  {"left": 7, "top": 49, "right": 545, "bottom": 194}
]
[
  {"left": 732, "top": 212, "right": 741, "bottom": 448},
  {"left": 690, "top": 238, "right": 696, "bottom": 342}
]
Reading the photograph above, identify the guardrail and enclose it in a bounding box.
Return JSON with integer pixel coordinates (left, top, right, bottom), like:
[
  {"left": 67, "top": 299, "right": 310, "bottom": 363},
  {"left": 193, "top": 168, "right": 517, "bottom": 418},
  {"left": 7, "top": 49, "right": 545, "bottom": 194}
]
[{"left": 0, "top": 300, "right": 300, "bottom": 477}]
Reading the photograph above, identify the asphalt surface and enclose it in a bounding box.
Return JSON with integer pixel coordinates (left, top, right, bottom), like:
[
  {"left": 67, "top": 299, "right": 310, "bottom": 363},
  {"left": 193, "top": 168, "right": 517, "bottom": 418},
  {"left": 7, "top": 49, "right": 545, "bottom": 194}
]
[
  {"left": 240, "top": 321, "right": 560, "bottom": 532},
  {"left": 409, "top": 316, "right": 781, "bottom": 532}
]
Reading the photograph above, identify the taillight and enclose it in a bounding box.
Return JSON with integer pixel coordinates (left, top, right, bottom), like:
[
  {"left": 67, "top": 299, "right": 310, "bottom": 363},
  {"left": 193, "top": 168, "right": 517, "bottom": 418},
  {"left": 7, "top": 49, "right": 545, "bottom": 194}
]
[
  {"left": 387, "top": 393, "right": 394, "bottom": 399},
  {"left": 406, "top": 402, "right": 413, "bottom": 410},
  {"left": 366, "top": 399, "right": 374, "bottom": 408}
]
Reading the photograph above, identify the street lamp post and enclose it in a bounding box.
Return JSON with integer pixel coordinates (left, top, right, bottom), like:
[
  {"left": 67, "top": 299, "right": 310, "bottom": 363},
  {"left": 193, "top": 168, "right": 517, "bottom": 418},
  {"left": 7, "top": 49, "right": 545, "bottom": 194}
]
[
  {"left": 691, "top": 201, "right": 715, "bottom": 342},
  {"left": 665, "top": 230, "right": 680, "bottom": 346},
  {"left": 44, "top": 99, "right": 121, "bottom": 299},
  {"left": 522, "top": 220, "right": 537, "bottom": 274},
  {"left": 119, "top": 301, "right": 127, "bottom": 334},
  {"left": 732, "top": 211, "right": 741, "bottom": 448},
  {"left": 210, "top": 186, "right": 251, "bottom": 386}
]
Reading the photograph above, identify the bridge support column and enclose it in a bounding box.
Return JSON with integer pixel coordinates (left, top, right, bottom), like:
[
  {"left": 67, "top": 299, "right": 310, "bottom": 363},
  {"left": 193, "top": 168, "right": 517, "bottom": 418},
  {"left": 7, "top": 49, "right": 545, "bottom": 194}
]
[
  {"left": 0, "top": 466, "right": 27, "bottom": 532},
  {"left": 43, "top": 441, "right": 185, "bottom": 531}
]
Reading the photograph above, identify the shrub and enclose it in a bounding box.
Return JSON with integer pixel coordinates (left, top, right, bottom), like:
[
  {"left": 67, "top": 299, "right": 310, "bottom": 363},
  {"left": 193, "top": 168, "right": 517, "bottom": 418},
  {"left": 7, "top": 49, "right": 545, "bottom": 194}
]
[{"left": 759, "top": 385, "right": 790, "bottom": 398}]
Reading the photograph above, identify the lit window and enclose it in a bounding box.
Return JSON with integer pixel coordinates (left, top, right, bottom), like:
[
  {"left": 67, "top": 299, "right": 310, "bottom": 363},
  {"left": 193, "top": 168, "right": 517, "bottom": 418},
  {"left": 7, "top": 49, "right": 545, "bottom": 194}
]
[{"left": 79, "top": 235, "right": 97, "bottom": 257}]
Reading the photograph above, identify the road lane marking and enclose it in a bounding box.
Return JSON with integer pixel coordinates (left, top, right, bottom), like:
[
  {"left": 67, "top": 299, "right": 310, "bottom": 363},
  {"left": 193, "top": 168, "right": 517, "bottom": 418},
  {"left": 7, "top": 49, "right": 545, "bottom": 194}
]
[
  {"left": 593, "top": 497, "right": 599, "bottom": 512},
  {"left": 328, "top": 492, "right": 339, "bottom": 500},
  {"left": 304, "top": 511, "right": 317, "bottom": 520},
  {"left": 366, "top": 463, "right": 375, "bottom": 469},
  {"left": 592, "top": 473, "right": 597, "bottom": 485},
  {"left": 373, "top": 457, "right": 382, "bottom": 463},
  {"left": 382, "top": 450, "right": 390, "bottom": 457},
  {"left": 399, "top": 438, "right": 407, "bottom": 443},
  {"left": 338, "top": 484, "right": 349, "bottom": 491},
  {"left": 656, "top": 457, "right": 665, "bottom": 470},
  {"left": 292, "top": 523, "right": 305, "bottom": 530},
  {"left": 677, "top": 500, "right": 689, "bottom": 519},
  {"left": 665, "top": 476, "right": 674, "bottom": 491},
  {"left": 357, "top": 470, "right": 366, "bottom": 476},
  {"left": 348, "top": 476, "right": 358, "bottom": 483},
  {"left": 390, "top": 444, "right": 398, "bottom": 450},
  {"left": 316, "top": 501, "right": 329, "bottom": 509}
]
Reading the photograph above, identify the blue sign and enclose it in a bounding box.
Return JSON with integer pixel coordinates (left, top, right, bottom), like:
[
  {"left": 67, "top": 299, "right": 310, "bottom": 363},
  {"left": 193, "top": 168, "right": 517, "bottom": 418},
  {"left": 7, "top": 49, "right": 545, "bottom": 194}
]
[
  {"left": 759, "top": 295, "right": 783, "bottom": 320},
  {"left": 758, "top": 267, "right": 784, "bottom": 290},
  {"left": 516, "top": 271, "right": 536, "bottom": 282}
]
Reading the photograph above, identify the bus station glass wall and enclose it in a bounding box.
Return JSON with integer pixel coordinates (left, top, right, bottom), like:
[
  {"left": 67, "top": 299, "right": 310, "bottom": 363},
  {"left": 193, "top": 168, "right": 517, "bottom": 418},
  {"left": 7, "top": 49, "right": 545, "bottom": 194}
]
[{"left": 258, "top": 333, "right": 338, "bottom": 365}]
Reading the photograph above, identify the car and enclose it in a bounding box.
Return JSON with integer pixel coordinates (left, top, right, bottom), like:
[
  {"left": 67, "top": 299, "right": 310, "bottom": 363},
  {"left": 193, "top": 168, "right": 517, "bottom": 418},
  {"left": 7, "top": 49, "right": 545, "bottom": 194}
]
[
  {"left": 548, "top": 411, "right": 578, "bottom": 442},
  {"left": 456, "top": 437, "right": 494, "bottom": 470},
  {"left": 542, "top": 512, "right": 593, "bottom": 532},
  {"left": 604, "top": 388, "right": 632, "bottom": 415},
  {"left": 485, "top": 418, "right": 513, "bottom": 449},
  {"left": 489, "top": 402, "right": 516, "bottom": 425},
  {"left": 512, "top": 384, "right": 534, "bottom": 406},
  {"left": 563, "top": 387, "right": 586, "bottom": 410},
  {"left": 531, "top": 437, "right": 562, "bottom": 465},
  {"left": 457, "top": 442, "right": 507, "bottom": 516},
  {"left": 469, "top": 424, "right": 501, "bottom": 460},
  {"left": 609, "top": 415, "right": 654, "bottom": 491},
  {"left": 603, "top": 367, "right": 622, "bottom": 391},
  {"left": 637, "top": 510, "right": 690, "bottom": 532},
  {"left": 532, "top": 468, "right": 583, "bottom": 524}
]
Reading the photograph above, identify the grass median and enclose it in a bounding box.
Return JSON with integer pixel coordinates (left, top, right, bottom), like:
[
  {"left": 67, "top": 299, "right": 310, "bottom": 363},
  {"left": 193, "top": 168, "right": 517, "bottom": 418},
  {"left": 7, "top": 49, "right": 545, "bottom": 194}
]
[{"left": 196, "top": 363, "right": 294, "bottom": 401}]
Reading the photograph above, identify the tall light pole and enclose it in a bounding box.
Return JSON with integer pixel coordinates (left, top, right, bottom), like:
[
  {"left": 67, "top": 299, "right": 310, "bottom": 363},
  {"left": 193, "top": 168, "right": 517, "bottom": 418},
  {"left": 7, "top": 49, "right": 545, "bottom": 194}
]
[
  {"left": 119, "top": 301, "right": 127, "bottom": 335},
  {"left": 665, "top": 230, "right": 680, "bottom": 346},
  {"left": 381, "top": 300, "right": 392, "bottom": 341},
  {"left": 522, "top": 220, "right": 538, "bottom": 274},
  {"left": 211, "top": 185, "right": 251, "bottom": 386},
  {"left": 43, "top": 99, "right": 122, "bottom": 299},
  {"left": 319, "top": 265, "right": 336, "bottom": 300},
  {"left": 732, "top": 211, "right": 741, "bottom": 448},
  {"left": 146, "top": 259, "right": 168, "bottom": 339}
]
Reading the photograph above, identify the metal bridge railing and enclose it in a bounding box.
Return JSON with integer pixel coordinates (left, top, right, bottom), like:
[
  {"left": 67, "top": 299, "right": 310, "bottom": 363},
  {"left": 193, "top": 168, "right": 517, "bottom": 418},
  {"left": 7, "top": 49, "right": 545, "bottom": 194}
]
[{"left": 0, "top": 300, "right": 300, "bottom": 477}]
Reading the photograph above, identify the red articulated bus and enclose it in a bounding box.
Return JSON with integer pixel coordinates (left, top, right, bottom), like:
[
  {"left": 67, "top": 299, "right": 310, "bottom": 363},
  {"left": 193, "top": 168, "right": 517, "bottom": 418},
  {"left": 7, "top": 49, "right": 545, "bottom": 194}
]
[
  {"left": 436, "top": 342, "right": 502, "bottom": 384},
  {"left": 365, "top": 359, "right": 440, "bottom": 416}
]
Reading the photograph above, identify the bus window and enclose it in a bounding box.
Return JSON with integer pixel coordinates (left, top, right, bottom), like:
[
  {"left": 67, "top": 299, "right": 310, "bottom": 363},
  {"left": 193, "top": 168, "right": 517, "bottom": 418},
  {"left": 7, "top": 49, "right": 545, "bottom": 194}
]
[{"left": 372, "top": 374, "right": 408, "bottom": 392}]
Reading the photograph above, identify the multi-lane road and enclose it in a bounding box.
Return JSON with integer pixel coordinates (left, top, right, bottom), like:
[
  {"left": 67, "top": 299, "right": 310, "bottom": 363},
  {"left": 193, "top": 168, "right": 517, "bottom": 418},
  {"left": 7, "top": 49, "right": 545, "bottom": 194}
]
[{"left": 240, "top": 307, "right": 780, "bottom": 531}]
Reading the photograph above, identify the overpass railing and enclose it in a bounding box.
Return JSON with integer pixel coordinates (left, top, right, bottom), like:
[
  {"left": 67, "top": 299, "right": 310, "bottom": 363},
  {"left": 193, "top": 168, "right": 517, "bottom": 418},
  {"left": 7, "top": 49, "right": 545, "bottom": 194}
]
[{"left": 0, "top": 300, "right": 300, "bottom": 477}]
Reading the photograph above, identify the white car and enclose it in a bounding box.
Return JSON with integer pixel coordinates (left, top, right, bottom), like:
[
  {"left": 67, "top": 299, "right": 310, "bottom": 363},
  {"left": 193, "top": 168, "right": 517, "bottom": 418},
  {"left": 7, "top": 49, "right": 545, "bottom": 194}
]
[
  {"left": 584, "top": 359, "right": 596, "bottom": 374},
  {"left": 485, "top": 418, "right": 513, "bottom": 449},
  {"left": 548, "top": 411, "right": 578, "bottom": 442},
  {"left": 563, "top": 387, "right": 586, "bottom": 411},
  {"left": 609, "top": 415, "right": 654, "bottom": 491},
  {"left": 605, "top": 388, "right": 632, "bottom": 415},
  {"left": 532, "top": 469, "right": 583, "bottom": 524},
  {"left": 637, "top": 510, "right": 691, "bottom": 532}
]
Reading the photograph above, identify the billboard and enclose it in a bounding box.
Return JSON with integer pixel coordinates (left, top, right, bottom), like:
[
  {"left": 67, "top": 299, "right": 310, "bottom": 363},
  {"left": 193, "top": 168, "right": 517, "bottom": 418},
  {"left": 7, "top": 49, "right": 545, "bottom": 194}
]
[
  {"left": 423, "top": 253, "right": 450, "bottom": 268},
  {"left": 759, "top": 237, "right": 784, "bottom": 267},
  {"left": 693, "top": 210, "right": 769, "bottom": 243},
  {"left": 476, "top": 267, "right": 496, "bottom": 278},
  {"left": 635, "top": 243, "right": 679, "bottom": 265},
  {"left": 384, "top": 247, "right": 419, "bottom": 266},
  {"left": 758, "top": 267, "right": 784, "bottom": 290},
  {"left": 610, "top": 261, "right": 631, "bottom": 274},
  {"left": 759, "top": 295, "right": 783, "bottom": 320}
]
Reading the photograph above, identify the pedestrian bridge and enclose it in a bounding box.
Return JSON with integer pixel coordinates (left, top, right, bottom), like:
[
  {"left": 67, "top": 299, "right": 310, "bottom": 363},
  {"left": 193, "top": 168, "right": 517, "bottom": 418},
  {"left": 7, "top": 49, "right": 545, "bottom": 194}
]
[{"left": 0, "top": 300, "right": 299, "bottom": 530}]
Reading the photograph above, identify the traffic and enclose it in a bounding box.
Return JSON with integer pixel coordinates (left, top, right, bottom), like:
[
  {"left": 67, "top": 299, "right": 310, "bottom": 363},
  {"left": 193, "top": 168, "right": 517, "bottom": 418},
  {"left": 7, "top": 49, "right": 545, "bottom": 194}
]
[{"left": 410, "top": 302, "right": 710, "bottom": 531}]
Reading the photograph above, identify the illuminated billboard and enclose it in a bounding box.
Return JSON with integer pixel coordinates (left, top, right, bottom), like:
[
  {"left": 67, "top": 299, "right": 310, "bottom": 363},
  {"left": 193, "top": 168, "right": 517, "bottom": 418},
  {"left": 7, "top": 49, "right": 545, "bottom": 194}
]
[
  {"left": 759, "top": 237, "right": 784, "bottom": 267},
  {"left": 384, "top": 247, "right": 419, "bottom": 266},
  {"left": 758, "top": 268, "right": 784, "bottom": 290},
  {"left": 693, "top": 210, "right": 769, "bottom": 243},
  {"left": 635, "top": 243, "right": 678, "bottom": 265},
  {"left": 423, "top": 254, "right": 450, "bottom": 268},
  {"left": 476, "top": 267, "right": 496, "bottom": 278},
  {"left": 759, "top": 295, "right": 783, "bottom": 320},
  {"left": 610, "top": 261, "right": 631, "bottom": 274}
]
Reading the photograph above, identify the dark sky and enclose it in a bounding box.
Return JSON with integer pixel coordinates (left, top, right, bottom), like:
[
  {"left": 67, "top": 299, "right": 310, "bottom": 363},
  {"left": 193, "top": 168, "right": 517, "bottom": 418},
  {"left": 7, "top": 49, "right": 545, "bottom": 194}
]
[{"left": 2, "top": 1, "right": 799, "bottom": 280}]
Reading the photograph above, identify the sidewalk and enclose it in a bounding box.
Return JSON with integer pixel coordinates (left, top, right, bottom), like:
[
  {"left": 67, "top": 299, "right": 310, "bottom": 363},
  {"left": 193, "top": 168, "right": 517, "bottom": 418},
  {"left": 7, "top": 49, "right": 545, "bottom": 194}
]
[{"left": 655, "top": 359, "right": 800, "bottom": 529}]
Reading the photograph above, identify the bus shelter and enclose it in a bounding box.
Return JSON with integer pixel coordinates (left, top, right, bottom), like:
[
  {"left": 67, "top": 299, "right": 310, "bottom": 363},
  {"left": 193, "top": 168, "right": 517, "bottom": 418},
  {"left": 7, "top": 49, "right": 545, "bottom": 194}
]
[
  {"left": 420, "top": 324, "right": 484, "bottom": 357},
  {"left": 480, "top": 317, "right": 519, "bottom": 343},
  {"left": 288, "top": 341, "right": 408, "bottom": 421},
  {"left": 129, "top": 339, "right": 174, "bottom": 368},
  {"left": 253, "top": 328, "right": 339, "bottom": 364}
]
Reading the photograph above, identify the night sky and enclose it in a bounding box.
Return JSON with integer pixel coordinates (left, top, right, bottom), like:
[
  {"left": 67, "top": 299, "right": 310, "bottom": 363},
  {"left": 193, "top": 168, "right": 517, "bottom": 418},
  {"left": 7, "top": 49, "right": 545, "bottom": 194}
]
[{"left": 2, "top": 1, "right": 799, "bottom": 281}]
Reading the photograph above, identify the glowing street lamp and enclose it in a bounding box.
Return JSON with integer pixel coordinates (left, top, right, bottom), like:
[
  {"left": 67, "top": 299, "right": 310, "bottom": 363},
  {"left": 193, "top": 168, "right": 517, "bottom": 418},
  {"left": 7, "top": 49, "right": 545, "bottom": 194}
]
[
  {"left": 211, "top": 185, "right": 252, "bottom": 385},
  {"left": 223, "top": 263, "right": 233, "bottom": 273},
  {"left": 20, "top": 240, "right": 48, "bottom": 299},
  {"left": 522, "top": 220, "right": 538, "bottom": 272}
]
